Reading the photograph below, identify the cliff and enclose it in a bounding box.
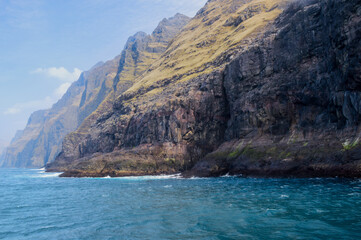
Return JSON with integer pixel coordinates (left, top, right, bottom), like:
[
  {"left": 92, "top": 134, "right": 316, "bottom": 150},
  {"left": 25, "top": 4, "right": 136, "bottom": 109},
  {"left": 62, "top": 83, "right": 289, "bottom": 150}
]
[
  {"left": 1, "top": 14, "right": 190, "bottom": 168},
  {"left": 0, "top": 61, "right": 116, "bottom": 168},
  {"left": 48, "top": 0, "right": 361, "bottom": 178}
]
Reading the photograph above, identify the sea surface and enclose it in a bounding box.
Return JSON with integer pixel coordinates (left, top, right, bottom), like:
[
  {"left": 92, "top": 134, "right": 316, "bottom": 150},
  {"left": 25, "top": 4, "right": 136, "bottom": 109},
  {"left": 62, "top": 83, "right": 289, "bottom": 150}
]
[{"left": 0, "top": 169, "right": 360, "bottom": 240}]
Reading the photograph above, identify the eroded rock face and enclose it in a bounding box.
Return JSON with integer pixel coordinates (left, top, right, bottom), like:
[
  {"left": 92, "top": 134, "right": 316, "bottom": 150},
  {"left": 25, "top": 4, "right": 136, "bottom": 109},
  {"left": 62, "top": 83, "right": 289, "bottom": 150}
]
[
  {"left": 225, "top": 0, "right": 361, "bottom": 137},
  {"left": 189, "top": 0, "right": 361, "bottom": 177},
  {"left": 48, "top": 0, "right": 286, "bottom": 175},
  {"left": 49, "top": 70, "right": 230, "bottom": 176},
  {"left": 48, "top": 0, "right": 361, "bottom": 178}
]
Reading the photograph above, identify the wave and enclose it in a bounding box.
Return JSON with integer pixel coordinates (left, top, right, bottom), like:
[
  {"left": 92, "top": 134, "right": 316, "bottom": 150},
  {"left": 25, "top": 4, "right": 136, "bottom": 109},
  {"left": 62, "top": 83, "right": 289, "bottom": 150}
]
[
  {"left": 32, "top": 172, "right": 62, "bottom": 178},
  {"left": 29, "top": 167, "right": 45, "bottom": 171},
  {"left": 220, "top": 173, "right": 243, "bottom": 178},
  {"left": 98, "top": 173, "right": 183, "bottom": 180}
]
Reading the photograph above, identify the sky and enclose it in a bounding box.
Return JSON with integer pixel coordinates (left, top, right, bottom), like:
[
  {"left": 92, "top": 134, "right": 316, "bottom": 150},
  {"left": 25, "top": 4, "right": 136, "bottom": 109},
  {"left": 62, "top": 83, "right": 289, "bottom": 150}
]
[{"left": 0, "top": 0, "right": 207, "bottom": 149}]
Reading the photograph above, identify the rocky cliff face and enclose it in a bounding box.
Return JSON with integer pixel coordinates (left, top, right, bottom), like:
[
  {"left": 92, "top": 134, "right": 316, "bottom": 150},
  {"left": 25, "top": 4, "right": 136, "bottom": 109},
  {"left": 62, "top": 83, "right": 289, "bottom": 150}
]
[
  {"left": 2, "top": 14, "right": 190, "bottom": 168},
  {"left": 189, "top": 0, "right": 361, "bottom": 178},
  {"left": 48, "top": 0, "right": 361, "bottom": 178},
  {"left": 47, "top": 0, "right": 290, "bottom": 176}
]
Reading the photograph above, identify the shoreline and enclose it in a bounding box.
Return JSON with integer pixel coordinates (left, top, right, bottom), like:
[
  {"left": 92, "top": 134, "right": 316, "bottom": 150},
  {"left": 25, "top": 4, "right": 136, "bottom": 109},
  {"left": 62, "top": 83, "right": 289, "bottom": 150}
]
[{"left": 46, "top": 168, "right": 361, "bottom": 179}]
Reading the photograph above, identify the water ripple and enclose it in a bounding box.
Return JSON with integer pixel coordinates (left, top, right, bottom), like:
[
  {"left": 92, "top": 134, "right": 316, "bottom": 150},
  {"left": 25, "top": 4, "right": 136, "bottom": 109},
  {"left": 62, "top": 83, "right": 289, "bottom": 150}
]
[{"left": 0, "top": 169, "right": 360, "bottom": 239}]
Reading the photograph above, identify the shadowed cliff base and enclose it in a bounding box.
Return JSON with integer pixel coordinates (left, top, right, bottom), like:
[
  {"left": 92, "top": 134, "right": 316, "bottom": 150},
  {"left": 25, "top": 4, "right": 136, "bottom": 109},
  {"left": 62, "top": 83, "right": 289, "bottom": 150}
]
[
  {"left": 47, "top": 0, "right": 361, "bottom": 178},
  {"left": 48, "top": 132, "right": 361, "bottom": 178},
  {"left": 183, "top": 134, "right": 361, "bottom": 178}
]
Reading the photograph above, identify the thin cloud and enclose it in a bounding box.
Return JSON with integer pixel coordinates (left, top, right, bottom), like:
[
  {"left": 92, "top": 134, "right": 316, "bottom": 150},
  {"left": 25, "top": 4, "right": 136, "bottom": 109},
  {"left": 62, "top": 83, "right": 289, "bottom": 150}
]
[
  {"left": 136, "top": 0, "right": 207, "bottom": 17},
  {"left": 3, "top": 96, "right": 53, "bottom": 115},
  {"left": 32, "top": 67, "right": 82, "bottom": 83},
  {"left": 3, "top": 107, "right": 21, "bottom": 115},
  {"left": 3, "top": 0, "right": 44, "bottom": 30},
  {"left": 54, "top": 82, "right": 72, "bottom": 98},
  {"left": 4, "top": 67, "right": 82, "bottom": 115},
  {"left": 32, "top": 66, "right": 82, "bottom": 100}
]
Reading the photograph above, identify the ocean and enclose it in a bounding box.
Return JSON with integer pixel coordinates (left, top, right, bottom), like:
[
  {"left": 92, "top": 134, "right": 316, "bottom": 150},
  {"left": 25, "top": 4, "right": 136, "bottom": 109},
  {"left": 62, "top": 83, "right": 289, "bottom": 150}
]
[{"left": 0, "top": 168, "right": 360, "bottom": 239}]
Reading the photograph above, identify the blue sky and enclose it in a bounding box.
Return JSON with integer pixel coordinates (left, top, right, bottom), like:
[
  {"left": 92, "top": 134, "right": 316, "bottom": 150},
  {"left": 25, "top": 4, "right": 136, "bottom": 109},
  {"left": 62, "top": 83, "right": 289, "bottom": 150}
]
[{"left": 0, "top": 0, "right": 207, "bottom": 150}]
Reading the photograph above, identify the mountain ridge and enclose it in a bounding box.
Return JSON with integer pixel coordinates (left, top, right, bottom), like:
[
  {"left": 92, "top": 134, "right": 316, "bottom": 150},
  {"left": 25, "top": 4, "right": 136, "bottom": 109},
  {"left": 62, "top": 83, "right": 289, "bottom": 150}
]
[{"left": 1, "top": 13, "right": 190, "bottom": 168}]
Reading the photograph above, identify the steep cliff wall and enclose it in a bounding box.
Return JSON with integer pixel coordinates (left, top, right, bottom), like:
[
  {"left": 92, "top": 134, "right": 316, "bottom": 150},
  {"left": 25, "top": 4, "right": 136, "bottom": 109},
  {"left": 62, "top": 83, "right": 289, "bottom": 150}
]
[
  {"left": 48, "top": 0, "right": 293, "bottom": 176},
  {"left": 189, "top": 0, "right": 361, "bottom": 177},
  {"left": 2, "top": 14, "right": 190, "bottom": 168},
  {"left": 48, "top": 0, "right": 361, "bottom": 178}
]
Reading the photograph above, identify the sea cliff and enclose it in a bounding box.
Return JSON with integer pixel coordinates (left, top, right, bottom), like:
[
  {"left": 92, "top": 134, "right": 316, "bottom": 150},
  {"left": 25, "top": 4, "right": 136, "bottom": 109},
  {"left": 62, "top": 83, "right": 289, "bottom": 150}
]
[{"left": 42, "top": 0, "right": 361, "bottom": 177}]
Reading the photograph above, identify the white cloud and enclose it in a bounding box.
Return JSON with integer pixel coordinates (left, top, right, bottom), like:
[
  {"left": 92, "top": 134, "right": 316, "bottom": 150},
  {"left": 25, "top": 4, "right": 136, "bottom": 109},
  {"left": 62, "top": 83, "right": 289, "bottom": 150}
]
[
  {"left": 4, "top": 107, "right": 21, "bottom": 115},
  {"left": 32, "top": 67, "right": 82, "bottom": 83},
  {"left": 3, "top": 96, "right": 54, "bottom": 115},
  {"left": 31, "top": 66, "right": 82, "bottom": 103},
  {"left": 54, "top": 82, "right": 72, "bottom": 98},
  {"left": 4, "top": 67, "right": 82, "bottom": 116}
]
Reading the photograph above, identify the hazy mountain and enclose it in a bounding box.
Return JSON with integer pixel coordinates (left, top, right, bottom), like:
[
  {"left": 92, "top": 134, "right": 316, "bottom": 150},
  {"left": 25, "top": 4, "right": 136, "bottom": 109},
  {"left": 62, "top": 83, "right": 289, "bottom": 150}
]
[
  {"left": 0, "top": 140, "right": 8, "bottom": 156},
  {"left": 1, "top": 13, "right": 190, "bottom": 168}
]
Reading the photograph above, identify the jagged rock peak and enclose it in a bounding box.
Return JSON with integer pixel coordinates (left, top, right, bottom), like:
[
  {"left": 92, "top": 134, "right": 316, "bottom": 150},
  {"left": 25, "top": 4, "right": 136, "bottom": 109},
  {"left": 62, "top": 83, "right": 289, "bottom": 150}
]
[
  {"left": 132, "top": 31, "right": 148, "bottom": 39},
  {"left": 123, "top": 32, "right": 148, "bottom": 48},
  {"left": 156, "top": 13, "right": 190, "bottom": 27},
  {"left": 152, "top": 13, "right": 190, "bottom": 42}
]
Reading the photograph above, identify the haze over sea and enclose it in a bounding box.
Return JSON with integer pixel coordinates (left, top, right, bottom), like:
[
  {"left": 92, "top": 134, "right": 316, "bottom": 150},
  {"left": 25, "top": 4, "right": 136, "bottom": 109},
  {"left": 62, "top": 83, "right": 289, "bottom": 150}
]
[{"left": 0, "top": 169, "right": 360, "bottom": 240}]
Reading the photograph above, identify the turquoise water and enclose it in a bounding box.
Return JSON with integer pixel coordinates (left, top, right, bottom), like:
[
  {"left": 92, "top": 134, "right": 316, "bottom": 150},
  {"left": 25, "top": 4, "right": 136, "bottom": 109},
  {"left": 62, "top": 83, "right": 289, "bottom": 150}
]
[{"left": 0, "top": 169, "right": 360, "bottom": 240}]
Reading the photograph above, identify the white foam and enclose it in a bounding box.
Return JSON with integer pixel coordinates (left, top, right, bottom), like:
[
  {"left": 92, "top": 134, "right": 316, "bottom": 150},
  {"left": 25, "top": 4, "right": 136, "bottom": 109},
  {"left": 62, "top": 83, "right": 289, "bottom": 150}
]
[
  {"left": 111, "top": 173, "right": 183, "bottom": 180},
  {"left": 29, "top": 167, "right": 45, "bottom": 171},
  {"left": 221, "top": 173, "right": 231, "bottom": 177},
  {"left": 220, "top": 173, "right": 242, "bottom": 178},
  {"left": 189, "top": 176, "right": 202, "bottom": 179},
  {"left": 33, "top": 172, "right": 62, "bottom": 178}
]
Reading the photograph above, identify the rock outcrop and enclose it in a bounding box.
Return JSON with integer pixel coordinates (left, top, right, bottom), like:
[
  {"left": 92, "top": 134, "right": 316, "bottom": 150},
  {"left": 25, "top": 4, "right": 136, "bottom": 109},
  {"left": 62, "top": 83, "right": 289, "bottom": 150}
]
[
  {"left": 48, "top": 0, "right": 361, "bottom": 178},
  {"left": 1, "top": 14, "right": 190, "bottom": 168}
]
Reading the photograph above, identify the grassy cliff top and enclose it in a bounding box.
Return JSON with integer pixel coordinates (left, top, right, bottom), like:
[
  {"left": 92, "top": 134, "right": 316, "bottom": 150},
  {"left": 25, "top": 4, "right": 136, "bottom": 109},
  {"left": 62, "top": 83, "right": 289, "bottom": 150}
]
[{"left": 125, "top": 0, "right": 288, "bottom": 97}]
